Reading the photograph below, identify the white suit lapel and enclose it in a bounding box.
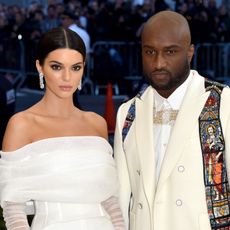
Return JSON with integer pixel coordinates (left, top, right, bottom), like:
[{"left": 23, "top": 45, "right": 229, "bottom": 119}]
[
  {"left": 157, "top": 73, "right": 210, "bottom": 191},
  {"left": 135, "top": 86, "right": 156, "bottom": 202}
]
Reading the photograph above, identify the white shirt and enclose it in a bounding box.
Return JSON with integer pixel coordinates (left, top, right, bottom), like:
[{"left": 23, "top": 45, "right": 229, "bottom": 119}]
[
  {"left": 153, "top": 73, "right": 193, "bottom": 184},
  {"left": 69, "top": 23, "right": 91, "bottom": 54}
]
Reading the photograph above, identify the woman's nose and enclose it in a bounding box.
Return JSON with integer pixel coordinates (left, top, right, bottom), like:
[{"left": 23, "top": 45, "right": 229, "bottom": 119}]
[{"left": 62, "top": 70, "right": 71, "bottom": 81}]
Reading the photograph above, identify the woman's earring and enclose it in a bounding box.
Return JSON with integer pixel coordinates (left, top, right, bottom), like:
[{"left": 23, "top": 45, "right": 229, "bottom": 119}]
[
  {"left": 78, "top": 80, "right": 82, "bottom": 90},
  {"left": 39, "top": 72, "right": 44, "bottom": 89}
]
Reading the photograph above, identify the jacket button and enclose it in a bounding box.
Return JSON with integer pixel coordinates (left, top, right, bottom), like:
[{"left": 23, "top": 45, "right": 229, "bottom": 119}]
[
  {"left": 176, "top": 199, "right": 183, "bottom": 206},
  {"left": 138, "top": 203, "right": 143, "bottom": 209},
  {"left": 136, "top": 170, "right": 141, "bottom": 175},
  {"left": 178, "top": 165, "right": 185, "bottom": 172}
]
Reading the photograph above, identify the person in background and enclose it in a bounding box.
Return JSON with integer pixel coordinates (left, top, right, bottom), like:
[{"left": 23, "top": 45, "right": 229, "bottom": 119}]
[
  {"left": 0, "top": 76, "right": 15, "bottom": 150},
  {"left": 114, "top": 10, "right": 230, "bottom": 230},
  {"left": 0, "top": 27, "right": 125, "bottom": 230},
  {"left": 60, "top": 9, "right": 91, "bottom": 55},
  {"left": 60, "top": 9, "right": 91, "bottom": 107}
]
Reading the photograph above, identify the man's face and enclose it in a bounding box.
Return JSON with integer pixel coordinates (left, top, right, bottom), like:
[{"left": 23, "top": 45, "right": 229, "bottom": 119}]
[
  {"left": 60, "top": 15, "right": 71, "bottom": 28},
  {"left": 141, "top": 21, "right": 194, "bottom": 98}
]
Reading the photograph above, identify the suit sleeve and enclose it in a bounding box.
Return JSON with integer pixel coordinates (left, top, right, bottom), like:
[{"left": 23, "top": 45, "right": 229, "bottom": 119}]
[{"left": 114, "top": 104, "right": 132, "bottom": 229}]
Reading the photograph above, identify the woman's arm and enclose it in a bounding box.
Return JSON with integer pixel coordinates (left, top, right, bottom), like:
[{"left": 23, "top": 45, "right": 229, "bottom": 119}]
[
  {"left": 101, "top": 196, "right": 126, "bottom": 230},
  {"left": 2, "top": 202, "right": 30, "bottom": 230}
]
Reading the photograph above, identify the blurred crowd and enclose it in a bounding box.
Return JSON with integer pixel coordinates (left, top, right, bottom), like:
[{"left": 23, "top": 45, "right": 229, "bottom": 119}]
[
  {"left": 0, "top": 0, "right": 230, "bottom": 93},
  {"left": 0, "top": 0, "right": 230, "bottom": 49},
  {"left": 0, "top": 0, "right": 230, "bottom": 149}
]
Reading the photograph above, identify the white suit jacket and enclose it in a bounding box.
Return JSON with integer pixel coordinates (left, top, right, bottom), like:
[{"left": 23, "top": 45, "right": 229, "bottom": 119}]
[{"left": 114, "top": 71, "right": 230, "bottom": 230}]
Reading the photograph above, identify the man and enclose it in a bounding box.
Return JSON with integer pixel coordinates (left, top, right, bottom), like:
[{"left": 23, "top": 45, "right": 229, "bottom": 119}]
[
  {"left": 114, "top": 10, "right": 230, "bottom": 230},
  {"left": 60, "top": 10, "right": 91, "bottom": 55},
  {"left": 60, "top": 9, "right": 91, "bottom": 105},
  {"left": 0, "top": 75, "right": 15, "bottom": 149}
]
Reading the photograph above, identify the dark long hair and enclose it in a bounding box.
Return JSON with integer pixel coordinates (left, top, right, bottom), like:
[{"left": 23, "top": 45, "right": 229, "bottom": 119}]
[{"left": 37, "top": 27, "right": 86, "bottom": 65}]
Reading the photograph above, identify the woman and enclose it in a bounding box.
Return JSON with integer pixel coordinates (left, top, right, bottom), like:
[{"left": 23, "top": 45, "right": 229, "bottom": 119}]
[{"left": 0, "top": 27, "right": 125, "bottom": 230}]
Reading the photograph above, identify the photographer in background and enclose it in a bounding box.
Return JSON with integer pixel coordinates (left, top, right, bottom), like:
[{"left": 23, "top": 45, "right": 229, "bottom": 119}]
[{"left": 0, "top": 75, "right": 15, "bottom": 150}]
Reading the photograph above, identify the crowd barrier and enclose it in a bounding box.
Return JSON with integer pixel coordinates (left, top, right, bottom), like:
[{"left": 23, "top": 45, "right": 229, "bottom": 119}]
[
  {"left": 0, "top": 36, "right": 26, "bottom": 91},
  {"left": 192, "top": 43, "right": 230, "bottom": 84},
  {"left": 89, "top": 41, "right": 142, "bottom": 95},
  {"left": 1, "top": 38, "right": 230, "bottom": 94}
]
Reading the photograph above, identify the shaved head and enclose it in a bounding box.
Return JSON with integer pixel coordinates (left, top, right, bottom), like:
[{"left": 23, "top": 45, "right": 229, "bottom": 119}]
[
  {"left": 142, "top": 10, "right": 191, "bottom": 47},
  {"left": 141, "top": 10, "right": 194, "bottom": 98}
]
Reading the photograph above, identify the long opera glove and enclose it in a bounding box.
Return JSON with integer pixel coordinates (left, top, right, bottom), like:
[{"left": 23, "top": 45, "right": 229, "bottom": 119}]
[
  {"left": 2, "top": 202, "right": 30, "bottom": 230},
  {"left": 101, "top": 196, "right": 126, "bottom": 230}
]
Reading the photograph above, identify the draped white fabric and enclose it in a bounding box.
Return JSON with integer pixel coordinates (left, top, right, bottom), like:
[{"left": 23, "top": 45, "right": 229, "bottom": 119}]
[{"left": 0, "top": 136, "right": 120, "bottom": 230}]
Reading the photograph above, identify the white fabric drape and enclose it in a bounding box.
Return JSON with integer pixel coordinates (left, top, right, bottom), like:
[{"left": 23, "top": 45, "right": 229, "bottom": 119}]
[
  {"left": 0, "top": 136, "right": 118, "bottom": 206},
  {"left": 0, "top": 136, "right": 122, "bottom": 230}
]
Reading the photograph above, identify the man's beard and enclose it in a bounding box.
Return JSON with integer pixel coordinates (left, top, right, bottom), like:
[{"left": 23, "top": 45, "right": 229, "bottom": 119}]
[{"left": 143, "top": 60, "right": 190, "bottom": 91}]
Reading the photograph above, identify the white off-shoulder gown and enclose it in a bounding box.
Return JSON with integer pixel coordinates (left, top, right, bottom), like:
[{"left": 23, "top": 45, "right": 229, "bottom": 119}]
[{"left": 0, "top": 136, "right": 118, "bottom": 230}]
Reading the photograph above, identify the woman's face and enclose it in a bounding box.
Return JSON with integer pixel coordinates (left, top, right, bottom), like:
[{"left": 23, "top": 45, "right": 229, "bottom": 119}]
[{"left": 36, "top": 48, "right": 84, "bottom": 99}]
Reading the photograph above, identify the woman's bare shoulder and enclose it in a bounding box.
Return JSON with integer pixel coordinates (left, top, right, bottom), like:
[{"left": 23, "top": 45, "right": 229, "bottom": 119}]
[
  {"left": 2, "top": 110, "right": 34, "bottom": 151},
  {"left": 83, "top": 111, "right": 108, "bottom": 138},
  {"left": 6, "top": 110, "right": 32, "bottom": 130},
  {"left": 84, "top": 111, "right": 107, "bottom": 126}
]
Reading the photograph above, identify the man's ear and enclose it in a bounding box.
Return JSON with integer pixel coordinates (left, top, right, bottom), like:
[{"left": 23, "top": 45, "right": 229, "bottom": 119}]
[{"left": 188, "top": 44, "right": 195, "bottom": 63}]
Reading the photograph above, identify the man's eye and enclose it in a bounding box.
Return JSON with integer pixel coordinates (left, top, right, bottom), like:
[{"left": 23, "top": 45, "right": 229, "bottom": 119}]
[
  {"left": 51, "top": 64, "right": 61, "bottom": 70},
  {"left": 145, "top": 50, "right": 155, "bottom": 55},
  {"left": 166, "top": 50, "right": 176, "bottom": 55}
]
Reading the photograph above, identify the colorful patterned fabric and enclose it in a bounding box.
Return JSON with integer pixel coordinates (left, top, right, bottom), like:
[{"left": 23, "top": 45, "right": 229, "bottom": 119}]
[
  {"left": 122, "top": 84, "right": 148, "bottom": 142},
  {"left": 199, "top": 79, "right": 230, "bottom": 229}
]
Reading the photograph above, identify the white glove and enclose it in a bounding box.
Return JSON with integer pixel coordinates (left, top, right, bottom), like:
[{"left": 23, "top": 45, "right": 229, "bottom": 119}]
[
  {"left": 2, "top": 202, "right": 30, "bottom": 230},
  {"left": 101, "top": 196, "right": 126, "bottom": 230}
]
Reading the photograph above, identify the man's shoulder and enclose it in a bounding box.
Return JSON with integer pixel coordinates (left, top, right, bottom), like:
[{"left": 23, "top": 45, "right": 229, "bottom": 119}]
[
  {"left": 74, "top": 25, "right": 90, "bottom": 37},
  {"left": 118, "top": 84, "right": 150, "bottom": 111},
  {"left": 118, "top": 97, "right": 135, "bottom": 112},
  {"left": 204, "top": 78, "right": 229, "bottom": 91}
]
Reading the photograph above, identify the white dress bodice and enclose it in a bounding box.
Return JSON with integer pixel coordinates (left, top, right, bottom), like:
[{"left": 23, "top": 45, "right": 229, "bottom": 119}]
[{"left": 0, "top": 136, "right": 118, "bottom": 230}]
